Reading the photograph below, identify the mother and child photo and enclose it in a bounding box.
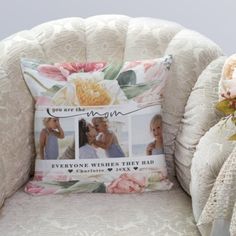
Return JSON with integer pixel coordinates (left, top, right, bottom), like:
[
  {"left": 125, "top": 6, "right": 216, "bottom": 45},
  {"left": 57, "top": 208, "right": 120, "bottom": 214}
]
[
  {"left": 35, "top": 112, "right": 163, "bottom": 160},
  {"left": 79, "top": 117, "right": 128, "bottom": 159}
]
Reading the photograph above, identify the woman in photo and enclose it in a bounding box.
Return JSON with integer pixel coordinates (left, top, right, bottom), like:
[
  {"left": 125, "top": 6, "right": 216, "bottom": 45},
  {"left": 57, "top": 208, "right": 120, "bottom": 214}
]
[
  {"left": 39, "top": 117, "right": 65, "bottom": 160},
  {"left": 146, "top": 114, "right": 164, "bottom": 155},
  {"left": 92, "top": 117, "right": 125, "bottom": 158},
  {"left": 79, "top": 119, "right": 99, "bottom": 159}
]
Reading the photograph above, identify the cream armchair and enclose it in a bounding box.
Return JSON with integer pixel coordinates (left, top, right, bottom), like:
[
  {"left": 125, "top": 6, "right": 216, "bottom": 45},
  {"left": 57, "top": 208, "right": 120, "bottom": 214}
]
[{"left": 0, "top": 15, "right": 233, "bottom": 236}]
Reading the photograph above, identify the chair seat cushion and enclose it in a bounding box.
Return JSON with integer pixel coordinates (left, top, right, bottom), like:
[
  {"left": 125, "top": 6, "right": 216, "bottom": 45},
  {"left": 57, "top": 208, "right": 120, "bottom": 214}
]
[{"left": 0, "top": 180, "right": 199, "bottom": 236}]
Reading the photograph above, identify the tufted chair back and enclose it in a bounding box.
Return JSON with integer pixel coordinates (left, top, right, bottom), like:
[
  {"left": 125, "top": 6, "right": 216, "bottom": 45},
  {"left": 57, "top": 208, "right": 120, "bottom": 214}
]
[{"left": 0, "top": 15, "right": 225, "bottom": 209}]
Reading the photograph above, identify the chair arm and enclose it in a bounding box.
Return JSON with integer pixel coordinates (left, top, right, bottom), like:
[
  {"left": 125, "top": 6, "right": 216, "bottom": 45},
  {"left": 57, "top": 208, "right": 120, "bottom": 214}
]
[{"left": 190, "top": 118, "right": 236, "bottom": 222}]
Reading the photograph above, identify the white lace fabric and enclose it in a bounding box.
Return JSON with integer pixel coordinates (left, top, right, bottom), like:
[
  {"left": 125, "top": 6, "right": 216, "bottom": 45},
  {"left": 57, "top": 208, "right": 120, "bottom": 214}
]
[{"left": 197, "top": 146, "right": 236, "bottom": 236}]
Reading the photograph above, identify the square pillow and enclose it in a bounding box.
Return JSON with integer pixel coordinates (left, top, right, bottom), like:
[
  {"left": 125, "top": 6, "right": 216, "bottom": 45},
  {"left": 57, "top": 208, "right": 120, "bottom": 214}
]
[{"left": 21, "top": 55, "right": 173, "bottom": 195}]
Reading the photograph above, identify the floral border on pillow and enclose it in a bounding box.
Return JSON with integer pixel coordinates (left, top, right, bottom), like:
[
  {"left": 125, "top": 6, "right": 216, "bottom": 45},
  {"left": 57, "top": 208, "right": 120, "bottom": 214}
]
[{"left": 21, "top": 55, "right": 174, "bottom": 195}]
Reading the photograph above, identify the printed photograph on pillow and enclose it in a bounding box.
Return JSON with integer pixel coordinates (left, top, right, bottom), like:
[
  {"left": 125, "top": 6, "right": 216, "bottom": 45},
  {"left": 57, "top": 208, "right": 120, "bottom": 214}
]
[
  {"left": 21, "top": 55, "right": 173, "bottom": 195},
  {"left": 131, "top": 112, "right": 164, "bottom": 157}
]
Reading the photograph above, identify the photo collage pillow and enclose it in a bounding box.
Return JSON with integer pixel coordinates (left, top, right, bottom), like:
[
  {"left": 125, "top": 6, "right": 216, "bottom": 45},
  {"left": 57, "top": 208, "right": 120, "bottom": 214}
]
[{"left": 21, "top": 55, "right": 173, "bottom": 195}]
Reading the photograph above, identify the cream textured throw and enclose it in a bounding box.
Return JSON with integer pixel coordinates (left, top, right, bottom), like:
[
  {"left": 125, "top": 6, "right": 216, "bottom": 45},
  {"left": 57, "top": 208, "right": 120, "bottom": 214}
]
[{"left": 197, "top": 145, "right": 236, "bottom": 236}]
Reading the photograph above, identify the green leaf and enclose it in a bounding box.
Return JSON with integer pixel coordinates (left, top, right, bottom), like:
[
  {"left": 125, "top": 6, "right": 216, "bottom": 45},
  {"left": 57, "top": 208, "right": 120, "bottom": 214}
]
[
  {"left": 24, "top": 71, "right": 50, "bottom": 91},
  {"left": 58, "top": 181, "right": 79, "bottom": 188},
  {"left": 55, "top": 181, "right": 106, "bottom": 194},
  {"left": 37, "top": 180, "right": 78, "bottom": 188},
  {"left": 117, "top": 70, "right": 136, "bottom": 86},
  {"left": 41, "top": 84, "right": 63, "bottom": 96},
  {"left": 216, "top": 100, "right": 235, "bottom": 115},
  {"left": 228, "top": 134, "right": 236, "bottom": 141},
  {"left": 103, "top": 63, "right": 123, "bottom": 80},
  {"left": 21, "top": 58, "right": 41, "bottom": 70},
  {"left": 92, "top": 183, "right": 106, "bottom": 193},
  {"left": 121, "top": 80, "right": 159, "bottom": 99}
]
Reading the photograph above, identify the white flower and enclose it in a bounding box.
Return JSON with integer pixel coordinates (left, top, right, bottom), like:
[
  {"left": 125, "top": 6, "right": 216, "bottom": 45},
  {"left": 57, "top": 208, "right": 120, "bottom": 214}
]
[
  {"left": 221, "top": 77, "right": 236, "bottom": 99},
  {"left": 52, "top": 72, "right": 128, "bottom": 106},
  {"left": 52, "top": 83, "right": 78, "bottom": 106}
]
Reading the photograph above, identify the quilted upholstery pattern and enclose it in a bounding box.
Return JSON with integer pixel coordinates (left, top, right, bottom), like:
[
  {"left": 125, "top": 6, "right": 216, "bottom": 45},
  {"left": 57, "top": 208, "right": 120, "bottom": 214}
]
[
  {"left": 0, "top": 182, "right": 200, "bottom": 236},
  {"left": 163, "top": 31, "right": 223, "bottom": 178},
  {"left": 191, "top": 118, "right": 236, "bottom": 222},
  {"left": 0, "top": 14, "right": 223, "bottom": 198},
  {"left": 0, "top": 15, "right": 228, "bottom": 235},
  {"left": 0, "top": 15, "right": 181, "bottom": 206},
  {"left": 175, "top": 57, "right": 226, "bottom": 194}
]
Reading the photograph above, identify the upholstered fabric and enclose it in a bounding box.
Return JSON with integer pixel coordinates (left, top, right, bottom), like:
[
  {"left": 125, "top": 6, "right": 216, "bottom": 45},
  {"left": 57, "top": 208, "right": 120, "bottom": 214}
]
[
  {"left": 0, "top": 14, "right": 229, "bottom": 235},
  {"left": 0, "top": 15, "right": 224, "bottom": 204},
  {"left": 163, "top": 31, "right": 223, "bottom": 182},
  {"left": 175, "top": 56, "right": 226, "bottom": 194},
  {"left": 191, "top": 118, "right": 236, "bottom": 222},
  {"left": 0, "top": 181, "right": 200, "bottom": 236},
  {"left": 197, "top": 146, "right": 236, "bottom": 236}
]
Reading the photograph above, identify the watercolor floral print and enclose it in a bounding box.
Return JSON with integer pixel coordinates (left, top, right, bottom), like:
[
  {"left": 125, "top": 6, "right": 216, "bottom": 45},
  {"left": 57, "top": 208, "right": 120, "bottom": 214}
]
[
  {"left": 21, "top": 55, "right": 172, "bottom": 107},
  {"left": 26, "top": 172, "right": 173, "bottom": 195},
  {"left": 21, "top": 55, "right": 173, "bottom": 195}
]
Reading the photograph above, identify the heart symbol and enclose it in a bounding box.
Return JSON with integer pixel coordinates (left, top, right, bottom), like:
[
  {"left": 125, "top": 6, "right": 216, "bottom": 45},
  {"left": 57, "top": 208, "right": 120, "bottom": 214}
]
[
  {"left": 68, "top": 169, "right": 73, "bottom": 173},
  {"left": 107, "top": 168, "right": 113, "bottom": 172},
  {"left": 133, "top": 167, "right": 138, "bottom": 170}
]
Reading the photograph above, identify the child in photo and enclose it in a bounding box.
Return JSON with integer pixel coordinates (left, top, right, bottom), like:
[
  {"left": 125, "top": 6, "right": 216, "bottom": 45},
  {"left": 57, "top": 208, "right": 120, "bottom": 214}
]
[
  {"left": 79, "top": 119, "right": 99, "bottom": 159},
  {"left": 39, "top": 117, "right": 65, "bottom": 160},
  {"left": 146, "top": 114, "right": 164, "bottom": 155},
  {"left": 92, "top": 117, "right": 125, "bottom": 158}
]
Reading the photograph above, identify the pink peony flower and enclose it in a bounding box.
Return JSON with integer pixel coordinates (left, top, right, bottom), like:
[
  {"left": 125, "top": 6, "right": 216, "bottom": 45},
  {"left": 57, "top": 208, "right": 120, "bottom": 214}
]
[
  {"left": 35, "top": 96, "right": 52, "bottom": 106},
  {"left": 38, "top": 65, "right": 67, "bottom": 81},
  {"left": 56, "top": 62, "right": 106, "bottom": 73},
  {"left": 144, "top": 63, "right": 164, "bottom": 81},
  {"left": 34, "top": 176, "right": 43, "bottom": 181},
  {"left": 107, "top": 173, "right": 147, "bottom": 193},
  {"left": 38, "top": 62, "right": 106, "bottom": 81},
  {"left": 133, "top": 85, "right": 162, "bottom": 104},
  {"left": 123, "top": 60, "right": 155, "bottom": 70},
  {"left": 124, "top": 61, "right": 142, "bottom": 70},
  {"left": 25, "top": 181, "right": 58, "bottom": 196},
  {"left": 122, "top": 60, "right": 163, "bottom": 83},
  {"left": 43, "top": 174, "right": 72, "bottom": 182}
]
